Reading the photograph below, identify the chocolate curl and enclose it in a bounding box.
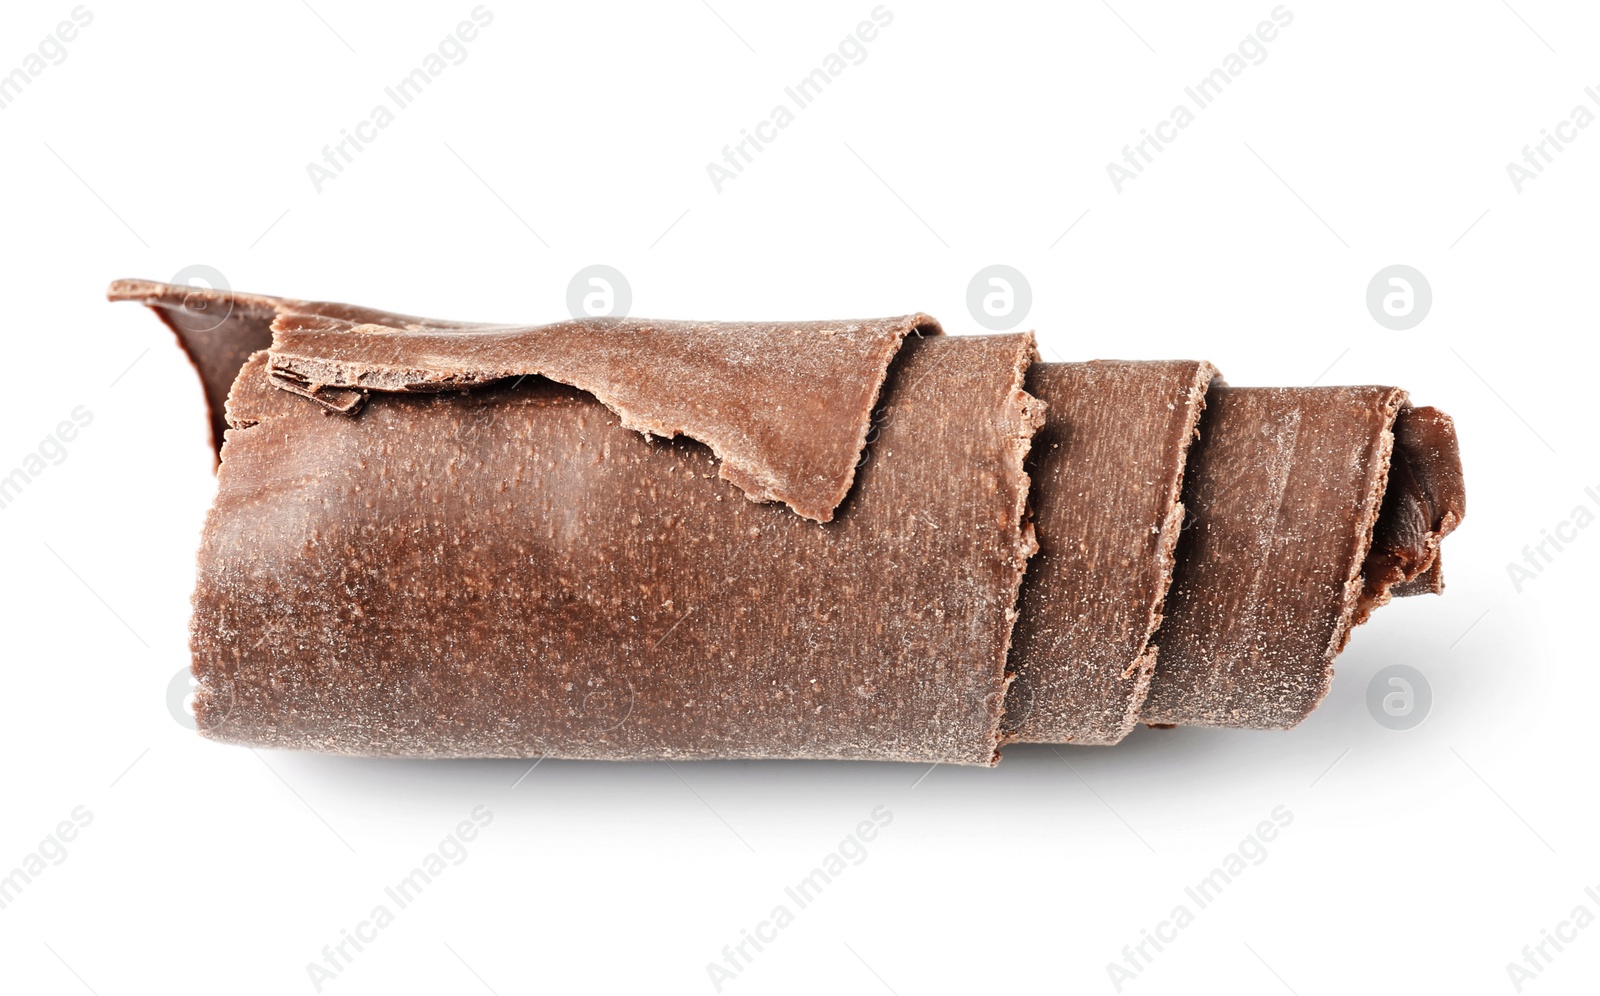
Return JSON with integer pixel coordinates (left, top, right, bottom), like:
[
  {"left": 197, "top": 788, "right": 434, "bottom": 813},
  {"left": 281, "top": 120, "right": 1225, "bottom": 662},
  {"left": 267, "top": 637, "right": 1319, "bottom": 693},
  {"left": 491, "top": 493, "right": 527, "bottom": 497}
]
[{"left": 112, "top": 279, "right": 1465, "bottom": 758}]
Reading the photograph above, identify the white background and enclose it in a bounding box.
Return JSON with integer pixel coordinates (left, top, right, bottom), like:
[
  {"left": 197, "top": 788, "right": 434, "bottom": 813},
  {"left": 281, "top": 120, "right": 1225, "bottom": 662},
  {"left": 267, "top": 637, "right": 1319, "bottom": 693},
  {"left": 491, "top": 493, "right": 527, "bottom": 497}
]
[{"left": 1, "top": 1, "right": 1596, "bottom": 993}]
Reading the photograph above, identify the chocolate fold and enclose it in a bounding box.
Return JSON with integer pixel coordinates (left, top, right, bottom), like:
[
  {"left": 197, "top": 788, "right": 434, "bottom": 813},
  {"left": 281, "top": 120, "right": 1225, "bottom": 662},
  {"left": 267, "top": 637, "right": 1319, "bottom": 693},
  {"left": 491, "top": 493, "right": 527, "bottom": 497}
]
[{"left": 109, "top": 279, "right": 935, "bottom": 523}]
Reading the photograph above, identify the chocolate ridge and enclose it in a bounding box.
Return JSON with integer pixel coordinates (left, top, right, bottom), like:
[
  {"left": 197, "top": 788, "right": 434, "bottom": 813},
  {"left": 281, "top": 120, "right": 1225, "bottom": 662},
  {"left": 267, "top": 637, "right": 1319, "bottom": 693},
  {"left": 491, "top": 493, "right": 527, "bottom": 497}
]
[
  {"left": 1005, "top": 360, "right": 1216, "bottom": 745},
  {"left": 1142, "top": 386, "right": 1420, "bottom": 729}
]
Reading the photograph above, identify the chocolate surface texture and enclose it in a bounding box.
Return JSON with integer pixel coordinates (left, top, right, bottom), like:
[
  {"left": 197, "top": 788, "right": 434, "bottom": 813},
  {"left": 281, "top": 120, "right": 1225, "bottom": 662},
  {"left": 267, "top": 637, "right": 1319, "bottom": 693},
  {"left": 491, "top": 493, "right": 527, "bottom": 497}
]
[
  {"left": 1005, "top": 361, "right": 1214, "bottom": 744},
  {"left": 109, "top": 279, "right": 1465, "bottom": 763}
]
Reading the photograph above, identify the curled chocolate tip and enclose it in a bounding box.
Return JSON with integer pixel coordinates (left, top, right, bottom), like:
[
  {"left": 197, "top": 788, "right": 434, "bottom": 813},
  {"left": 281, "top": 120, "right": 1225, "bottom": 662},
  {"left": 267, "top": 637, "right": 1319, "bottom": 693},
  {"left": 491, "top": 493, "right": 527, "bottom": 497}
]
[
  {"left": 1359, "top": 406, "right": 1466, "bottom": 614},
  {"left": 108, "top": 277, "right": 278, "bottom": 314},
  {"left": 109, "top": 278, "right": 282, "bottom": 461}
]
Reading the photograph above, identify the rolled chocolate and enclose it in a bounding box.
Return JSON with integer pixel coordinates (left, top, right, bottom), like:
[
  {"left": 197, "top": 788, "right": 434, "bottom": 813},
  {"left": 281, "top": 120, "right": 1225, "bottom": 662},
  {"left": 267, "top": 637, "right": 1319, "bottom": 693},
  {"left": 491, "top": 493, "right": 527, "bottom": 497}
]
[{"left": 111, "top": 280, "right": 1463, "bottom": 761}]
